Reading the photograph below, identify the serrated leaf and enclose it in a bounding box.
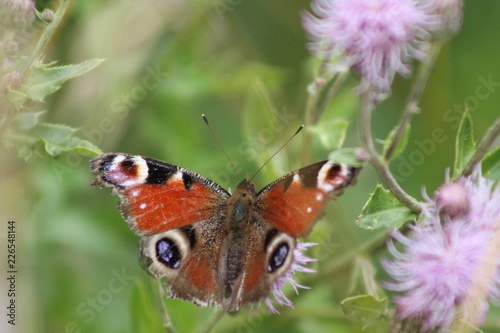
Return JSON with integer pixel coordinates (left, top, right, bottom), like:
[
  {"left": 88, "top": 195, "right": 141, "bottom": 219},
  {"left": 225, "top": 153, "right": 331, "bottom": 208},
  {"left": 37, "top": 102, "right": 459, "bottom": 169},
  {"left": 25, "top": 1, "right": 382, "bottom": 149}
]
[
  {"left": 309, "top": 118, "right": 348, "bottom": 150},
  {"left": 4, "top": 122, "right": 101, "bottom": 160},
  {"left": 482, "top": 145, "right": 500, "bottom": 181},
  {"left": 328, "top": 147, "right": 366, "bottom": 167},
  {"left": 341, "top": 295, "right": 387, "bottom": 329},
  {"left": 21, "top": 58, "right": 105, "bottom": 101},
  {"left": 130, "top": 279, "right": 164, "bottom": 333},
  {"left": 454, "top": 109, "right": 476, "bottom": 178},
  {"left": 356, "top": 185, "right": 417, "bottom": 230},
  {"left": 10, "top": 111, "right": 43, "bottom": 131},
  {"left": 7, "top": 87, "right": 28, "bottom": 108},
  {"left": 382, "top": 123, "right": 411, "bottom": 161}
]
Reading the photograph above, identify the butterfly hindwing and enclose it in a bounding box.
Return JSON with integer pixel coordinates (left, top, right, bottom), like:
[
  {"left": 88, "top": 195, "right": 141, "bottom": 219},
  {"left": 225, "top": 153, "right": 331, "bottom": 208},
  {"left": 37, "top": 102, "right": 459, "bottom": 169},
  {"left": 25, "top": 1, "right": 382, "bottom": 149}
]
[
  {"left": 139, "top": 222, "right": 227, "bottom": 307},
  {"left": 228, "top": 225, "right": 296, "bottom": 311}
]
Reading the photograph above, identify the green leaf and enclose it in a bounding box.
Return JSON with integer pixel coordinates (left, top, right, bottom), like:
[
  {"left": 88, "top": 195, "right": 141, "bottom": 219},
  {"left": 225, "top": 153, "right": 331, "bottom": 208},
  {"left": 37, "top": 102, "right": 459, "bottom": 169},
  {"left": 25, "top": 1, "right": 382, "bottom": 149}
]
[
  {"left": 129, "top": 278, "right": 164, "bottom": 333},
  {"left": 4, "top": 122, "right": 101, "bottom": 160},
  {"left": 382, "top": 123, "right": 411, "bottom": 161},
  {"left": 341, "top": 295, "right": 388, "bottom": 329},
  {"left": 454, "top": 109, "right": 476, "bottom": 178},
  {"left": 348, "top": 257, "right": 386, "bottom": 300},
  {"left": 356, "top": 185, "right": 417, "bottom": 230},
  {"left": 7, "top": 87, "right": 28, "bottom": 108},
  {"left": 10, "top": 111, "right": 43, "bottom": 131},
  {"left": 21, "top": 58, "right": 105, "bottom": 101},
  {"left": 328, "top": 147, "right": 367, "bottom": 167},
  {"left": 308, "top": 118, "right": 348, "bottom": 150},
  {"left": 483, "top": 145, "right": 500, "bottom": 181}
]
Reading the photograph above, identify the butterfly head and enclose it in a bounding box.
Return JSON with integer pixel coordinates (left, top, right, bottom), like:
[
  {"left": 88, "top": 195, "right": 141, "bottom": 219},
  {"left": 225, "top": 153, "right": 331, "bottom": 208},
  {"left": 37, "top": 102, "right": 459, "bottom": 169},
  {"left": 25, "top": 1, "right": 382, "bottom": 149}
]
[
  {"left": 236, "top": 177, "right": 256, "bottom": 194},
  {"left": 228, "top": 178, "right": 256, "bottom": 225}
]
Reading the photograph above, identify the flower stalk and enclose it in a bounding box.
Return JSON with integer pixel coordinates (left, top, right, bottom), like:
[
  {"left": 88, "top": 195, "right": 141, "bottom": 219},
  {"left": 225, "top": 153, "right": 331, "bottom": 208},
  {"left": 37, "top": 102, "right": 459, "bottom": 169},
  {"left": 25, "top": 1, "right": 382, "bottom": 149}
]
[
  {"left": 462, "top": 115, "right": 500, "bottom": 177},
  {"left": 359, "top": 90, "right": 424, "bottom": 214},
  {"left": 384, "top": 42, "right": 443, "bottom": 161},
  {"left": 19, "top": 0, "right": 70, "bottom": 77},
  {"left": 154, "top": 279, "right": 176, "bottom": 333},
  {"left": 196, "top": 309, "right": 225, "bottom": 333},
  {"left": 301, "top": 71, "right": 348, "bottom": 165}
]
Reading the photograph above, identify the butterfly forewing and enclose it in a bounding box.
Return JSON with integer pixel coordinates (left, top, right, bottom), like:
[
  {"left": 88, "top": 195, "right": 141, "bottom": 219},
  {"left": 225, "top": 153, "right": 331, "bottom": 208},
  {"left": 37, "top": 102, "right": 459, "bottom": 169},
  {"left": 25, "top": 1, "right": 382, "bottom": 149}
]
[
  {"left": 91, "top": 153, "right": 230, "bottom": 236},
  {"left": 256, "top": 161, "right": 361, "bottom": 238}
]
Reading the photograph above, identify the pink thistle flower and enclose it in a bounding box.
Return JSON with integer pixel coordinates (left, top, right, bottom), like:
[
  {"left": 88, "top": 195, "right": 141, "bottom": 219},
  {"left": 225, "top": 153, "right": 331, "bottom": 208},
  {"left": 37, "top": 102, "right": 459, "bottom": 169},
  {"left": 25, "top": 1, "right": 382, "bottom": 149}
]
[
  {"left": 246, "top": 242, "right": 317, "bottom": 314},
  {"left": 383, "top": 170, "right": 500, "bottom": 331},
  {"left": 302, "top": 0, "right": 440, "bottom": 93},
  {"left": 265, "top": 242, "right": 317, "bottom": 314},
  {"left": 432, "top": 0, "right": 464, "bottom": 38},
  {"left": 0, "top": 0, "right": 35, "bottom": 30},
  {"left": 435, "top": 182, "right": 470, "bottom": 219}
]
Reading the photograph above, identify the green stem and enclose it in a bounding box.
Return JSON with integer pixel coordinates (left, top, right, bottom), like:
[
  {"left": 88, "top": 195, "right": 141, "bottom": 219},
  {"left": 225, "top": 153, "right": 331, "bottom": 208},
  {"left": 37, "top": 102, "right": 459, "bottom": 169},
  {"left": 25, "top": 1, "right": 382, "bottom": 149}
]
[
  {"left": 196, "top": 309, "right": 225, "bottom": 333},
  {"left": 301, "top": 72, "right": 348, "bottom": 165},
  {"left": 1, "top": 31, "right": 17, "bottom": 130},
  {"left": 1, "top": 30, "right": 15, "bottom": 76},
  {"left": 301, "top": 78, "right": 323, "bottom": 165},
  {"left": 313, "top": 71, "right": 348, "bottom": 124},
  {"left": 384, "top": 42, "right": 442, "bottom": 160},
  {"left": 462, "top": 115, "right": 500, "bottom": 177},
  {"left": 19, "top": 0, "right": 70, "bottom": 77},
  {"left": 359, "top": 92, "right": 379, "bottom": 158},
  {"left": 360, "top": 91, "right": 423, "bottom": 214},
  {"left": 358, "top": 256, "right": 381, "bottom": 299},
  {"left": 154, "top": 279, "right": 176, "bottom": 333}
]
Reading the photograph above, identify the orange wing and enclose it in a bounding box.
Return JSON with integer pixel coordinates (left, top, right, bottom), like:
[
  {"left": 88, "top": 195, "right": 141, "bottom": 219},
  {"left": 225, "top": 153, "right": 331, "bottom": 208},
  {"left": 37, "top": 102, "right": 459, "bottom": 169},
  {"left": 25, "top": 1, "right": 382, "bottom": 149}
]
[
  {"left": 256, "top": 161, "right": 361, "bottom": 238},
  {"left": 91, "top": 153, "right": 230, "bottom": 236}
]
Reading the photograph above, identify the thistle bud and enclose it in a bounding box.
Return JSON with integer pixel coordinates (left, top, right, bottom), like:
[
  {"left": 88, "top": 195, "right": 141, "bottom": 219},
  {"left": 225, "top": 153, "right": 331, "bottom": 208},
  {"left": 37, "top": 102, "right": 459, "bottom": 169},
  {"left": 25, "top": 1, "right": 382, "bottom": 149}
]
[{"left": 436, "top": 182, "right": 470, "bottom": 219}]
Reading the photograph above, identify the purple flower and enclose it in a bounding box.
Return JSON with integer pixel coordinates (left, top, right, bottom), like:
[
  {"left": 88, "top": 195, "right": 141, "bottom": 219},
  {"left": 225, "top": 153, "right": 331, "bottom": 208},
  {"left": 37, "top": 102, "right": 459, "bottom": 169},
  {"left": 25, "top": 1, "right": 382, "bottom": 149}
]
[
  {"left": 302, "top": 0, "right": 439, "bottom": 93},
  {"left": 265, "top": 242, "right": 317, "bottom": 314},
  {"left": 435, "top": 181, "right": 470, "bottom": 219},
  {"left": 432, "top": 0, "right": 464, "bottom": 38},
  {"left": 244, "top": 242, "right": 317, "bottom": 314},
  {"left": 383, "top": 170, "right": 500, "bottom": 331},
  {"left": 0, "top": 0, "right": 35, "bottom": 30}
]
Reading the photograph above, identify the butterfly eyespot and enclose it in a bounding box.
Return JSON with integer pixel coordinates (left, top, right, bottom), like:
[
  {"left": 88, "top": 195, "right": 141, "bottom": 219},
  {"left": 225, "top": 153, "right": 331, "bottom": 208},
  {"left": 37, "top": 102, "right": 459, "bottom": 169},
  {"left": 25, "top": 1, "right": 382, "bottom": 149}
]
[
  {"left": 156, "top": 238, "right": 182, "bottom": 269},
  {"left": 267, "top": 242, "right": 289, "bottom": 273}
]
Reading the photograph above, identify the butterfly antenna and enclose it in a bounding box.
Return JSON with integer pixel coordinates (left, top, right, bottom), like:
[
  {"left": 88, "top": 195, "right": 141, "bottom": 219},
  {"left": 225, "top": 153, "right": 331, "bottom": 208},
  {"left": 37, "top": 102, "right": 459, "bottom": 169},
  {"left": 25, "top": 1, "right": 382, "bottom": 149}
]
[
  {"left": 202, "top": 114, "right": 242, "bottom": 181},
  {"left": 249, "top": 125, "right": 304, "bottom": 182}
]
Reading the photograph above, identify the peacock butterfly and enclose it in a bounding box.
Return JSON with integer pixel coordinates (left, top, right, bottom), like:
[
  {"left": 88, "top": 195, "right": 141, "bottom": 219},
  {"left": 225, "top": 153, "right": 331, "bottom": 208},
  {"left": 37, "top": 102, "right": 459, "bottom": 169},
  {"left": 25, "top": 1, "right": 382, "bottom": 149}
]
[{"left": 90, "top": 152, "right": 360, "bottom": 311}]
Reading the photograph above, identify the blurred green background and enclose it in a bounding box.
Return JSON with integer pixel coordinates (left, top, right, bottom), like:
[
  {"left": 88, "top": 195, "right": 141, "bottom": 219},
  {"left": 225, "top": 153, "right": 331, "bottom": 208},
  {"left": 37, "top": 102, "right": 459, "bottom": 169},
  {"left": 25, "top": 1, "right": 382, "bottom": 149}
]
[{"left": 1, "top": 0, "right": 500, "bottom": 332}]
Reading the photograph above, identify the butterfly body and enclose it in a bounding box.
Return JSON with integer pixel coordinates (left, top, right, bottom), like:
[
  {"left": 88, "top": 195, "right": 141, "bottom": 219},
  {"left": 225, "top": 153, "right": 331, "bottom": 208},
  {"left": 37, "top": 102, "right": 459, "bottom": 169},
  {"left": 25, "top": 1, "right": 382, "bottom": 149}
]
[{"left": 91, "top": 152, "right": 360, "bottom": 311}]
